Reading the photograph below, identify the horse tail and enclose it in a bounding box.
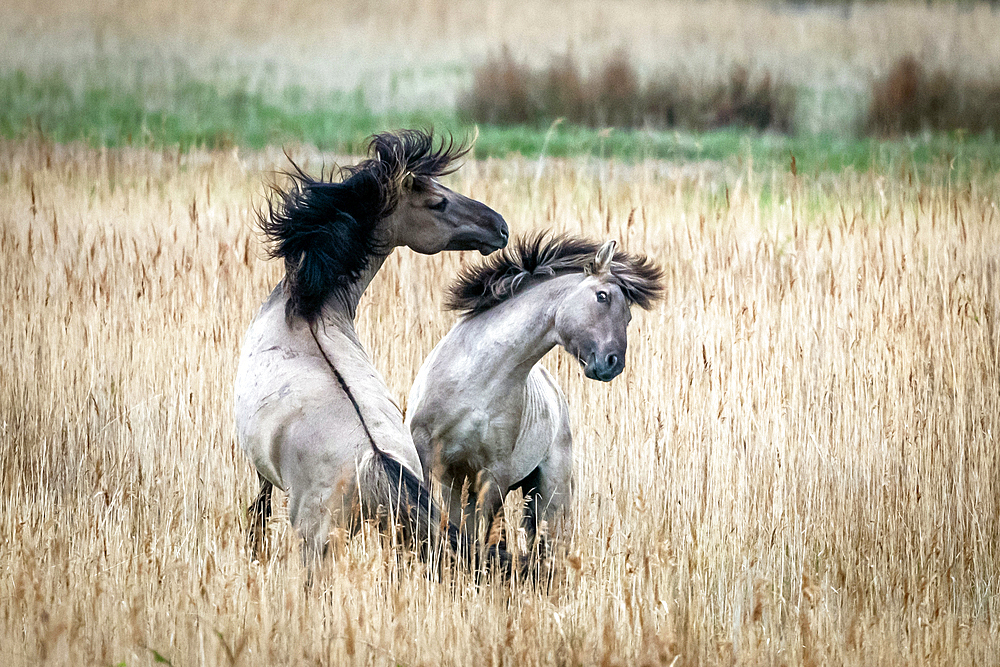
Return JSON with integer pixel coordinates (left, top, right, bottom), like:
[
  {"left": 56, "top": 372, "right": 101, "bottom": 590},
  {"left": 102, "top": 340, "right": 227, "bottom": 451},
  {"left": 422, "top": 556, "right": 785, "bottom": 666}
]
[{"left": 358, "top": 449, "right": 512, "bottom": 575}]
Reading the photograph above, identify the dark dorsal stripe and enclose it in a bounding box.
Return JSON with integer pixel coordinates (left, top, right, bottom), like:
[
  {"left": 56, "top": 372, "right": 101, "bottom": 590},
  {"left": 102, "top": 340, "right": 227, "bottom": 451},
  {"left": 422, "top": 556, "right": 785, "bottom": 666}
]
[
  {"left": 258, "top": 130, "right": 472, "bottom": 321},
  {"left": 446, "top": 232, "right": 665, "bottom": 315},
  {"left": 308, "top": 322, "right": 384, "bottom": 457}
]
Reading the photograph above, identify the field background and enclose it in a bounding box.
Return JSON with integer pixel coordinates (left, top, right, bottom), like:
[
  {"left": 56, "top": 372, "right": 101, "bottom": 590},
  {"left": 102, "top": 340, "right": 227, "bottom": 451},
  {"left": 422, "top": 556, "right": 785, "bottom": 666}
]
[
  {"left": 4, "top": 1, "right": 1000, "bottom": 165},
  {"left": 2, "top": 1, "right": 1000, "bottom": 666}
]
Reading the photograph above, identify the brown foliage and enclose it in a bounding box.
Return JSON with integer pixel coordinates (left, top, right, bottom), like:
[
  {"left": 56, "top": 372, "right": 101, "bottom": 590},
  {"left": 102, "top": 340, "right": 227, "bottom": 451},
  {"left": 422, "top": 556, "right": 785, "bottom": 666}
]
[
  {"left": 541, "top": 52, "right": 588, "bottom": 125},
  {"left": 711, "top": 67, "right": 796, "bottom": 134},
  {"left": 867, "top": 55, "right": 1000, "bottom": 136},
  {"left": 461, "top": 46, "right": 542, "bottom": 125},
  {"left": 462, "top": 48, "right": 798, "bottom": 133},
  {"left": 591, "top": 50, "right": 643, "bottom": 128}
]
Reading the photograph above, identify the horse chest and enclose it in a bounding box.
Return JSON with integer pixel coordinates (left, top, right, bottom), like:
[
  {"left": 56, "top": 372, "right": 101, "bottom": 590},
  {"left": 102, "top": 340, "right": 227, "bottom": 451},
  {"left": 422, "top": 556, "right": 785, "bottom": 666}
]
[
  {"left": 440, "top": 401, "right": 548, "bottom": 485},
  {"left": 438, "top": 405, "right": 514, "bottom": 465}
]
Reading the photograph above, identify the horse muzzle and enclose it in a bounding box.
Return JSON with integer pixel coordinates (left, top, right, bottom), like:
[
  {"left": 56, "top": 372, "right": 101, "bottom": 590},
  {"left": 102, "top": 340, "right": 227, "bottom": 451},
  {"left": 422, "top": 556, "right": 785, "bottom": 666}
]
[
  {"left": 476, "top": 212, "right": 509, "bottom": 254},
  {"left": 582, "top": 350, "right": 625, "bottom": 382},
  {"left": 444, "top": 211, "right": 509, "bottom": 255}
]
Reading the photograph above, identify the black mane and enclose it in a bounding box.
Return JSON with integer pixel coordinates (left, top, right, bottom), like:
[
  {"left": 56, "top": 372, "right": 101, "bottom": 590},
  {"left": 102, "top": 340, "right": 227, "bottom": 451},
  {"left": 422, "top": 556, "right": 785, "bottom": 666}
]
[
  {"left": 258, "top": 129, "right": 471, "bottom": 320},
  {"left": 446, "top": 232, "right": 664, "bottom": 315}
]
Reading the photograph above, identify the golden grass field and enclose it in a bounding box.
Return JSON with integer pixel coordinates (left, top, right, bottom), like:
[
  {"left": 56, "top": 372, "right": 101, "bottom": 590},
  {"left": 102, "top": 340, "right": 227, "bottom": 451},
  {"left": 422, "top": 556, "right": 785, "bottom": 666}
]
[
  {"left": 2, "top": 2, "right": 1000, "bottom": 665},
  {"left": 1, "top": 135, "right": 998, "bottom": 665}
]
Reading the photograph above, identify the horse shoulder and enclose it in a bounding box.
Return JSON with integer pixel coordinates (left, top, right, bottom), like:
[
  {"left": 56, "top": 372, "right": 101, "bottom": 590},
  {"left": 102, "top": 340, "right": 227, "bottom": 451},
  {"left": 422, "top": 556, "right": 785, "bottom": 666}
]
[
  {"left": 404, "top": 341, "right": 447, "bottom": 427},
  {"left": 408, "top": 379, "right": 516, "bottom": 477},
  {"left": 405, "top": 327, "right": 488, "bottom": 457},
  {"left": 235, "top": 288, "right": 312, "bottom": 487},
  {"left": 236, "top": 338, "right": 361, "bottom": 492}
]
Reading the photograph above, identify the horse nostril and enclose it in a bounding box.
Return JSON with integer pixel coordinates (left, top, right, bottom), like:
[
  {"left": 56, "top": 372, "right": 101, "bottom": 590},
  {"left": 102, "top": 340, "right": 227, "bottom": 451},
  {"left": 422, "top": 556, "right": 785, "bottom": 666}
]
[{"left": 606, "top": 353, "right": 618, "bottom": 369}]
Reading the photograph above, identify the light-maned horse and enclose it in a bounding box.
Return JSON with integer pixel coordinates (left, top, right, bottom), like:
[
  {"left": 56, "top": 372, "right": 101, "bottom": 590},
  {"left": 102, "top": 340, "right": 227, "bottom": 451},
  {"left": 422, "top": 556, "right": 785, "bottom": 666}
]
[
  {"left": 405, "top": 234, "right": 663, "bottom": 552},
  {"left": 234, "top": 130, "right": 509, "bottom": 566}
]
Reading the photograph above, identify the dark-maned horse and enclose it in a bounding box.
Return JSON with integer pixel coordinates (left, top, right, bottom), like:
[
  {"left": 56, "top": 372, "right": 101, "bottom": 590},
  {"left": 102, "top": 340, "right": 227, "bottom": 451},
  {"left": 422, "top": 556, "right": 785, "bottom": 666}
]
[{"left": 235, "top": 130, "right": 509, "bottom": 568}]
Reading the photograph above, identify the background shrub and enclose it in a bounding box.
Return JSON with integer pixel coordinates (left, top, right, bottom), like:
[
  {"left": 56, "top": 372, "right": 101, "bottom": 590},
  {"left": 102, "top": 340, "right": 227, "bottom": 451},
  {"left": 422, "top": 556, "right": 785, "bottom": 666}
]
[
  {"left": 461, "top": 48, "right": 797, "bottom": 133},
  {"left": 866, "top": 56, "right": 1000, "bottom": 136},
  {"left": 590, "top": 51, "right": 643, "bottom": 128},
  {"left": 462, "top": 46, "right": 543, "bottom": 125},
  {"left": 541, "top": 53, "right": 587, "bottom": 125}
]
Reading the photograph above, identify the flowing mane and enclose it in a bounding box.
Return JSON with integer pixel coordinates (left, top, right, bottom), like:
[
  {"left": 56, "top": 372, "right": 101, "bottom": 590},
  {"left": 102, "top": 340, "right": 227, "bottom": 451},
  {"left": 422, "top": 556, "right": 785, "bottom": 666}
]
[
  {"left": 446, "top": 233, "right": 664, "bottom": 315},
  {"left": 258, "top": 129, "right": 471, "bottom": 320}
]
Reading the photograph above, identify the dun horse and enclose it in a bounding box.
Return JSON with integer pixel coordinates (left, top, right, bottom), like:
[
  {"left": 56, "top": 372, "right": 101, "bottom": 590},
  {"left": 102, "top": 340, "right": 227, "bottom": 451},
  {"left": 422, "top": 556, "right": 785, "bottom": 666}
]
[
  {"left": 234, "top": 130, "right": 509, "bottom": 565},
  {"left": 406, "top": 234, "right": 663, "bottom": 552}
]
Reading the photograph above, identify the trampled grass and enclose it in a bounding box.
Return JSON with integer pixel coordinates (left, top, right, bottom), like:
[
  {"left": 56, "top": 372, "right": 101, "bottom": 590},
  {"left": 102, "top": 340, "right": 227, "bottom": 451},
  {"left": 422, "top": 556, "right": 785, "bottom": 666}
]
[{"left": 1, "top": 138, "right": 998, "bottom": 665}]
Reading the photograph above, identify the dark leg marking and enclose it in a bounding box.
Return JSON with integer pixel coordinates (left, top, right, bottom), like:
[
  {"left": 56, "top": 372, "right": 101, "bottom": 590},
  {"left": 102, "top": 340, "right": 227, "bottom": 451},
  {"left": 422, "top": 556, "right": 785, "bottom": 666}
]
[{"left": 513, "top": 466, "right": 544, "bottom": 553}]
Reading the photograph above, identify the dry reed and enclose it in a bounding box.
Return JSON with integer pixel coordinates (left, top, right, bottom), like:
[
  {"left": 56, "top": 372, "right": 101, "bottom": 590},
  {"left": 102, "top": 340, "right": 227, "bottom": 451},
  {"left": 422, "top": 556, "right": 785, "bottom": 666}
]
[{"left": 1, "top": 137, "right": 998, "bottom": 665}]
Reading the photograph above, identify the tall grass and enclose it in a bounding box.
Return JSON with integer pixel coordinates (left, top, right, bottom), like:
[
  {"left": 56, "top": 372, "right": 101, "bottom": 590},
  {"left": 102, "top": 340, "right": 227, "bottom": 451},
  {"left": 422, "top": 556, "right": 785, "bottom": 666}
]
[
  {"left": 1, "top": 138, "right": 998, "bottom": 665},
  {"left": 0, "top": 69, "right": 387, "bottom": 150}
]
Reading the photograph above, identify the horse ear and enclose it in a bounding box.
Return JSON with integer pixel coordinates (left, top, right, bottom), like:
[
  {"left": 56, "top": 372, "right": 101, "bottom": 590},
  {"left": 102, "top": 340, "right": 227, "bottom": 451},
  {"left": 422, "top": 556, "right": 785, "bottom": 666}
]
[
  {"left": 589, "top": 239, "right": 617, "bottom": 276},
  {"left": 402, "top": 171, "right": 415, "bottom": 190}
]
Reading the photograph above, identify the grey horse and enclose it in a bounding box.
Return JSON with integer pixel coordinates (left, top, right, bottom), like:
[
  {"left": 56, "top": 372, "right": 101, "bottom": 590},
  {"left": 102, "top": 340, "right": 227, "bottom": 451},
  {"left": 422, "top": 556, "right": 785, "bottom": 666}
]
[
  {"left": 234, "top": 130, "right": 509, "bottom": 566},
  {"left": 406, "top": 233, "right": 663, "bottom": 552}
]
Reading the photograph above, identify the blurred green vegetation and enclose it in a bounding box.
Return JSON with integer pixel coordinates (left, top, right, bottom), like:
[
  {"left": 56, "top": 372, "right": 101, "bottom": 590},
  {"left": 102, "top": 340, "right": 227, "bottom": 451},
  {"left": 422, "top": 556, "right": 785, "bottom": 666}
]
[
  {"left": 0, "top": 69, "right": 385, "bottom": 151},
  {"left": 2, "top": 68, "right": 998, "bottom": 175}
]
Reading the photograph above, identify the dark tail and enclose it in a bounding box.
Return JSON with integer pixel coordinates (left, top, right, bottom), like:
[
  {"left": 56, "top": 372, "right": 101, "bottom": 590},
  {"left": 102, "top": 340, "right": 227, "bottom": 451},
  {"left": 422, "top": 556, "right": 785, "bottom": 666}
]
[
  {"left": 362, "top": 450, "right": 513, "bottom": 576},
  {"left": 246, "top": 473, "right": 273, "bottom": 561}
]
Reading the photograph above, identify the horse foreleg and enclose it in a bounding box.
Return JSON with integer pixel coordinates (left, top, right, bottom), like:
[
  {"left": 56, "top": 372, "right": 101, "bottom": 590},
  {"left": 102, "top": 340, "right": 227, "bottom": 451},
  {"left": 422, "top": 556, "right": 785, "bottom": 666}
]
[
  {"left": 515, "top": 466, "right": 544, "bottom": 551},
  {"left": 247, "top": 473, "right": 273, "bottom": 561}
]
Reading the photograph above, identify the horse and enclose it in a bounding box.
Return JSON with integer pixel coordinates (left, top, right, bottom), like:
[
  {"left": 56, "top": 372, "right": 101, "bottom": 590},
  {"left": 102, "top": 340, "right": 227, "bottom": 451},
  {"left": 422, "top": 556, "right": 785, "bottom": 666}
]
[
  {"left": 234, "top": 130, "right": 509, "bottom": 568},
  {"left": 405, "top": 233, "right": 663, "bottom": 554}
]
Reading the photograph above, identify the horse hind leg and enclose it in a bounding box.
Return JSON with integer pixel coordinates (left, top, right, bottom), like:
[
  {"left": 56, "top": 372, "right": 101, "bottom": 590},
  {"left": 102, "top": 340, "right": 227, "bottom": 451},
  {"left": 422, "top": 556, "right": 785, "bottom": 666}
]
[
  {"left": 246, "top": 474, "right": 274, "bottom": 561},
  {"left": 514, "top": 467, "right": 544, "bottom": 554}
]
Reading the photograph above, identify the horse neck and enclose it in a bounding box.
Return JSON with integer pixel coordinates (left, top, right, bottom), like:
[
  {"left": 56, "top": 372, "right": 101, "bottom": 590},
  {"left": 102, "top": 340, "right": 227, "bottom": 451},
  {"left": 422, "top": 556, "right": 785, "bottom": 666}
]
[
  {"left": 319, "top": 249, "right": 391, "bottom": 323},
  {"left": 460, "top": 273, "right": 582, "bottom": 389}
]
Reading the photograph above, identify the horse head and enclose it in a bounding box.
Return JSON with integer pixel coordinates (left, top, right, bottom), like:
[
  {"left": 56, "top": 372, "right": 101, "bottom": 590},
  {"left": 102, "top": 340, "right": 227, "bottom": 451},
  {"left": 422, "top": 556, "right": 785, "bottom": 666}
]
[
  {"left": 366, "top": 131, "right": 508, "bottom": 256},
  {"left": 386, "top": 171, "right": 508, "bottom": 256},
  {"left": 258, "top": 130, "right": 508, "bottom": 320},
  {"left": 444, "top": 232, "right": 664, "bottom": 381},
  {"left": 554, "top": 240, "right": 632, "bottom": 381}
]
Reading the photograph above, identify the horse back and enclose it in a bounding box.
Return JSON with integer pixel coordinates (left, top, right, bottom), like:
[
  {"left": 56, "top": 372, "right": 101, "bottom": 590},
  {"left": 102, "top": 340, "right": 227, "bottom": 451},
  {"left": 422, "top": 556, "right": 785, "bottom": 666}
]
[{"left": 235, "top": 287, "right": 422, "bottom": 492}]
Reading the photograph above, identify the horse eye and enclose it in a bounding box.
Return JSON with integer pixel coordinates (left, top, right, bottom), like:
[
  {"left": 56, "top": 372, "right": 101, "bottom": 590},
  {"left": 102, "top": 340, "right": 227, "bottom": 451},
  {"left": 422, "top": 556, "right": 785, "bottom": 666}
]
[
  {"left": 596, "top": 291, "right": 608, "bottom": 303},
  {"left": 428, "top": 198, "right": 448, "bottom": 212}
]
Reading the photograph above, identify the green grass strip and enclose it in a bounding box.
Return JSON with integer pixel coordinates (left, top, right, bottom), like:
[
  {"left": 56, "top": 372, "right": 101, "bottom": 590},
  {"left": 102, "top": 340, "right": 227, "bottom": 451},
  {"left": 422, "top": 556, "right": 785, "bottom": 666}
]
[{"left": 1, "top": 69, "right": 998, "bottom": 176}]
